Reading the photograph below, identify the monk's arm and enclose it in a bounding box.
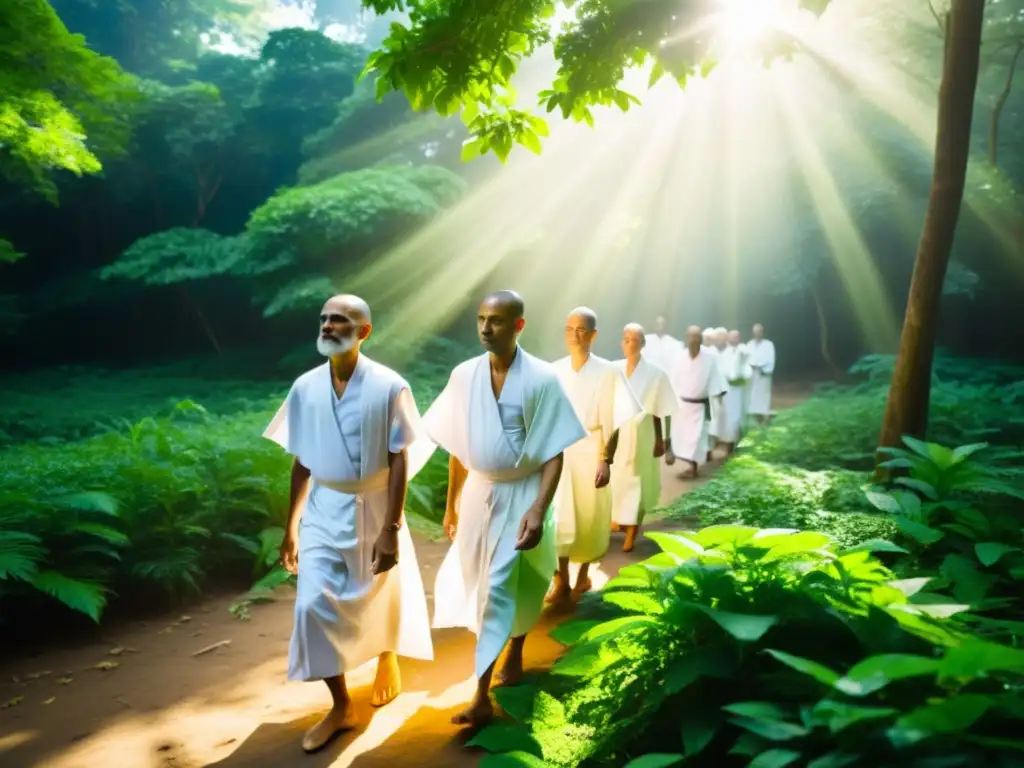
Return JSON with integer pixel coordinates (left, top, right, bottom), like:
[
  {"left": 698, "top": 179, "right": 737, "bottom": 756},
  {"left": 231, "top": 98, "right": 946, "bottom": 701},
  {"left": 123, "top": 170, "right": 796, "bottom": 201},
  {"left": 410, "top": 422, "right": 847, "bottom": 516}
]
[
  {"left": 447, "top": 455, "right": 469, "bottom": 510},
  {"left": 603, "top": 430, "right": 620, "bottom": 463},
  {"left": 286, "top": 458, "right": 311, "bottom": 533},
  {"left": 531, "top": 453, "right": 564, "bottom": 516},
  {"left": 653, "top": 417, "right": 663, "bottom": 442},
  {"left": 385, "top": 449, "right": 408, "bottom": 529}
]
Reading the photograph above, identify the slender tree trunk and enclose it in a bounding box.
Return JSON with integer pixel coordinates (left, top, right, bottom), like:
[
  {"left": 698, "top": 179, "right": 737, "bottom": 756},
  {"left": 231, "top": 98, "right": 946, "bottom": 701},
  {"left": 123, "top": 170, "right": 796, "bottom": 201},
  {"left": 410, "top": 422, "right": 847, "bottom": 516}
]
[
  {"left": 178, "top": 286, "right": 222, "bottom": 355},
  {"left": 876, "top": 0, "right": 986, "bottom": 471},
  {"left": 988, "top": 41, "right": 1024, "bottom": 167},
  {"left": 810, "top": 283, "right": 841, "bottom": 378}
]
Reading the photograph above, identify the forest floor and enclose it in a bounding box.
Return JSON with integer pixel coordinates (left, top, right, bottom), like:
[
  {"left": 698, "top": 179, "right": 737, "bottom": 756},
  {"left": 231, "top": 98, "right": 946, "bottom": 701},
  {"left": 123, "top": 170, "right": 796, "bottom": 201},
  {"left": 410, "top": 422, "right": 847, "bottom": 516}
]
[{"left": 0, "top": 388, "right": 810, "bottom": 768}]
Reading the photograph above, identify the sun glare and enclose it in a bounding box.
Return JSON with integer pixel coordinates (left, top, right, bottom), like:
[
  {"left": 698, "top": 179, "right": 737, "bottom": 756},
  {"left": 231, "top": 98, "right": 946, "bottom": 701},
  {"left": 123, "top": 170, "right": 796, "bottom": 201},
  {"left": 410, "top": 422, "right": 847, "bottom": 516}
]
[{"left": 718, "top": 0, "right": 787, "bottom": 47}]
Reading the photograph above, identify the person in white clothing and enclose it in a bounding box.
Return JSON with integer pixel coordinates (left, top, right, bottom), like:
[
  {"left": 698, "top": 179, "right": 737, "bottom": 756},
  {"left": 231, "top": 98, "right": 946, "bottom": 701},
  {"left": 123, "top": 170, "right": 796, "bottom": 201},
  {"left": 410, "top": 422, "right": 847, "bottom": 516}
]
[
  {"left": 422, "top": 290, "right": 586, "bottom": 727},
  {"left": 611, "top": 324, "right": 676, "bottom": 552},
  {"left": 667, "top": 326, "right": 727, "bottom": 479},
  {"left": 746, "top": 323, "right": 776, "bottom": 425},
  {"left": 264, "top": 295, "right": 434, "bottom": 753},
  {"left": 708, "top": 327, "right": 730, "bottom": 452},
  {"left": 551, "top": 307, "right": 643, "bottom": 602},
  {"left": 643, "top": 315, "right": 682, "bottom": 373},
  {"left": 717, "top": 330, "right": 752, "bottom": 453}
]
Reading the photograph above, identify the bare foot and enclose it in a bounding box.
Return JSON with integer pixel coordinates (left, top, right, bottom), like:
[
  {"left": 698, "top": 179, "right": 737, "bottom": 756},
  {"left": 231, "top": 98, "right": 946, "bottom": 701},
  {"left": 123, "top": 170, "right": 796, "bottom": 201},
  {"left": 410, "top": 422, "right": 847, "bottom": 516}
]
[
  {"left": 495, "top": 651, "right": 524, "bottom": 687},
  {"left": 545, "top": 574, "right": 571, "bottom": 604},
  {"left": 371, "top": 651, "right": 401, "bottom": 707},
  {"left": 623, "top": 527, "right": 637, "bottom": 553},
  {"left": 451, "top": 694, "right": 494, "bottom": 728},
  {"left": 610, "top": 522, "right": 622, "bottom": 533},
  {"left": 301, "top": 703, "right": 357, "bottom": 753},
  {"left": 571, "top": 577, "right": 592, "bottom": 600}
]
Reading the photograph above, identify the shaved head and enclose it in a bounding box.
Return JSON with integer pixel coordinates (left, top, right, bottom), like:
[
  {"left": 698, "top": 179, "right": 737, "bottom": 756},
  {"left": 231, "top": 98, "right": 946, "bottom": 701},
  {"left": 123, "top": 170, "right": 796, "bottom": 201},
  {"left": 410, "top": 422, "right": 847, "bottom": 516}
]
[
  {"left": 685, "top": 324, "right": 703, "bottom": 355},
  {"left": 624, "top": 322, "right": 645, "bottom": 338},
  {"left": 326, "top": 294, "right": 371, "bottom": 325},
  {"left": 728, "top": 329, "right": 742, "bottom": 345},
  {"left": 318, "top": 294, "right": 372, "bottom": 358},
  {"left": 753, "top": 323, "right": 765, "bottom": 340},
  {"left": 568, "top": 306, "right": 598, "bottom": 331},
  {"left": 621, "top": 322, "right": 645, "bottom": 360},
  {"left": 481, "top": 289, "right": 525, "bottom": 320}
]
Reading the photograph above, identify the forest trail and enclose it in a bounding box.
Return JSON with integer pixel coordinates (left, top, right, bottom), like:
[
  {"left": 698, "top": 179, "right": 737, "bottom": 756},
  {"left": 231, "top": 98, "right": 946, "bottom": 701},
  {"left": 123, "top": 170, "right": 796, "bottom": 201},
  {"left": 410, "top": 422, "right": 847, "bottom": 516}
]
[{"left": 0, "top": 389, "right": 809, "bottom": 768}]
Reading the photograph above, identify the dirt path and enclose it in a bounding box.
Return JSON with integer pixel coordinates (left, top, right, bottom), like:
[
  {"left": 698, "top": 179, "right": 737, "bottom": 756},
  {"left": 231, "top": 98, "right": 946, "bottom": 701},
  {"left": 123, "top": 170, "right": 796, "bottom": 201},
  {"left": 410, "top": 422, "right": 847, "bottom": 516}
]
[{"left": 0, "top": 388, "right": 809, "bottom": 768}]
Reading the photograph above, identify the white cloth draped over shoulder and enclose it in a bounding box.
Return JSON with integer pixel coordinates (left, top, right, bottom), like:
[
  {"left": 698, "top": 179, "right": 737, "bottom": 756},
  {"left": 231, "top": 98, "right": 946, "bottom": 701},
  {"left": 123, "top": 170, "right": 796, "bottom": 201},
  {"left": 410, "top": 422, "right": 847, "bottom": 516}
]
[
  {"left": 552, "top": 355, "right": 643, "bottom": 563},
  {"left": 643, "top": 333, "right": 682, "bottom": 374},
  {"left": 746, "top": 339, "right": 776, "bottom": 416},
  {"left": 718, "top": 343, "right": 753, "bottom": 443},
  {"left": 421, "top": 348, "right": 586, "bottom": 678},
  {"left": 611, "top": 358, "right": 676, "bottom": 527},
  {"left": 262, "top": 356, "right": 434, "bottom": 682},
  {"left": 668, "top": 350, "right": 727, "bottom": 466}
]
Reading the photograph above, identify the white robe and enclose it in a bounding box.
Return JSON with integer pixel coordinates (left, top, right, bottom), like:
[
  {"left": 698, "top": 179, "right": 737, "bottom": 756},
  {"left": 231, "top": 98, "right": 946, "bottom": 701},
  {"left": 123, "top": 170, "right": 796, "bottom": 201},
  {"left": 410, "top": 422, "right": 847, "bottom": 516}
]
[
  {"left": 552, "top": 354, "right": 643, "bottom": 563},
  {"left": 718, "top": 344, "right": 753, "bottom": 443},
  {"left": 746, "top": 339, "right": 776, "bottom": 416},
  {"left": 643, "top": 333, "right": 682, "bottom": 374},
  {"left": 668, "top": 350, "right": 727, "bottom": 465},
  {"left": 707, "top": 346, "right": 729, "bottom": 441},
  {"left": 262, "top": 356, "right": 434, "bottom": 681},
  {"left": 611, "top": 358, "right": 677, "bottom": 527},
  {"left": 422, "top": 348, "right": 586, "bottom": 677}
]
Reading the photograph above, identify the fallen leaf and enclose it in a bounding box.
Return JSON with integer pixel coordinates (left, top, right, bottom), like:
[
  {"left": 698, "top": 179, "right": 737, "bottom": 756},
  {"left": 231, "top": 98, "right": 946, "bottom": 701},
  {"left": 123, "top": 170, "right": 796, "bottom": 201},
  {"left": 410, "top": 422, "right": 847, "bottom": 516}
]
[
  {"left": 2, "top": 696, "right": 24, "bottom": 709},
  {"left": 57, "top": 677, "right": 73, "bottom": 685},
  {"left": 94, "top": 661, "right": 120, "bottom": 671},
  {"left": 108, "top": 647, "right": 124, "bottom": 656},
  {"left": 42, "top": 697, "right": 55, "bottom": 705},
  {"left": 179, "top": 615, "right": 192, "bottom": 623}
]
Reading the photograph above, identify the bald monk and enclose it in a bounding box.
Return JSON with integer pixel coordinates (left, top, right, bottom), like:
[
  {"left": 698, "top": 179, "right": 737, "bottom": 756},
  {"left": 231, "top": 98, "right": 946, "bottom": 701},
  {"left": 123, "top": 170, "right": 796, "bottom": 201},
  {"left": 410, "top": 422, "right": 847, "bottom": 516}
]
[
  {"left": 746, "top": 323, "right": 776, "bottom": 426},
  {"left": 264, "top": 295, "right": 434, "bottom": 753},
  {"left": 423, "top": 290, "right": 586, "bottom": 726},
  {"left": 718, "top": 330, "right": 752, "bottom": 451},
  {"left": 611, "top": 324, "right": 676, "bottom": 552},
  {"left": 551, "top": 307, "right": 642, "bottom": 601},
  {"left": 667, "top": 325, "right": 727, "bottom": 479}
]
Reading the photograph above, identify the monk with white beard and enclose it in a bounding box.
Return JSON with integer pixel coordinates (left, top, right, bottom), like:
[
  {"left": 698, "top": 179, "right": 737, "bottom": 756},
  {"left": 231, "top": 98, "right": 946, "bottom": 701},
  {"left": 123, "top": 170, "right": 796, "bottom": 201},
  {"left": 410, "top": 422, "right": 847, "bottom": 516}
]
[
  {"left": 422, "top": 291, "right": 586, "bottom": 727},
  {"left": 550, "top": 307, "right": 642, "bottom": 602},
  {"left": 717, "top": 330, "right": 752, "bottom": 452},
  {"left": 667, "top": 325, "right": 727, "bottom": 479},
  {"left": 746, "top": 323, "right": 776, "bottom": 426},
  {"left": 611, "top": 324, "right": 676, "bottom": 552},
  {"left": 264, "top": 294, "right": 433, "bottom": 753}
]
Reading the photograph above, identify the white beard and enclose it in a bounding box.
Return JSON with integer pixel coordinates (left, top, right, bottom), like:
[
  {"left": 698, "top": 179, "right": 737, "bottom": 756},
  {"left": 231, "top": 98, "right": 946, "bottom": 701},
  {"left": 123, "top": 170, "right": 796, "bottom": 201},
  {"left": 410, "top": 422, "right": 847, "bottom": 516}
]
[{"left": 317, "top": 334, "right": 357, "bottom": 357}]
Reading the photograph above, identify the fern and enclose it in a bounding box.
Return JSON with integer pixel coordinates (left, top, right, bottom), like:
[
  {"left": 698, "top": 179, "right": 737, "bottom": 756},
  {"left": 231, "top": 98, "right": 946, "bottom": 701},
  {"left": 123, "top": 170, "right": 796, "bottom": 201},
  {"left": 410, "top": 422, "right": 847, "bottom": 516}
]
[
  {"left": 0, "top": 532, "right": 46, "bottom": 581},
  {"left": 29, "top": 570, "right": 109, "bottom": 623}
]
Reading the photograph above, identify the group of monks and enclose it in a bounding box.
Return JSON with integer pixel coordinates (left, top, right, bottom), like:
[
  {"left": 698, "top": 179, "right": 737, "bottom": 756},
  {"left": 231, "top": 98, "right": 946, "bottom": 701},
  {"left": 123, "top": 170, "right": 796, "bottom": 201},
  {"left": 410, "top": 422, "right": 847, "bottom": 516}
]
[{"left": 262, "top": 290, "right": 776, "bottom": 753}]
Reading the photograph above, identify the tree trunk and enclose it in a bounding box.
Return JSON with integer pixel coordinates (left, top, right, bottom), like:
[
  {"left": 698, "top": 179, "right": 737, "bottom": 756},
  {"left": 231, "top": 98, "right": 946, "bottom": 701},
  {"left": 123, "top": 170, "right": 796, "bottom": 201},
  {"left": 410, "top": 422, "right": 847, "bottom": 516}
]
[
  {"left": 876, "top": 0, "right": 986, "bottom": 470},
  {"left": 810, "top": 283, "right": 841, "bottom": 378},
  {"left": 988, "top": 41, "right": 1023, "bottom": 167}
]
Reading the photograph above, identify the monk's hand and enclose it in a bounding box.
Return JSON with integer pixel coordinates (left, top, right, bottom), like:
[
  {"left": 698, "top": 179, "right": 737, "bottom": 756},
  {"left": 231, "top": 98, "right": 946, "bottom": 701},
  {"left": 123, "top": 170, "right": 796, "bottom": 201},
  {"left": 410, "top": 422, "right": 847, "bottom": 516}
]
[
  {"left": 279, "top": 530, "right": 299, "bottom": 575},
  {"left": 515, "top": 507, "right": 544, "bottom": 551},
  {"left": 594, "top": 461, "right": 611, "bottom": 489},
  {"left": 371, "top": 528, "right": 399, "bottom": 575},
  {"left": 653, "top": 438, "right": 666, "bottom": 459},
  {"left": 442, "top": 507, "right": 458, "bottom": 542}
]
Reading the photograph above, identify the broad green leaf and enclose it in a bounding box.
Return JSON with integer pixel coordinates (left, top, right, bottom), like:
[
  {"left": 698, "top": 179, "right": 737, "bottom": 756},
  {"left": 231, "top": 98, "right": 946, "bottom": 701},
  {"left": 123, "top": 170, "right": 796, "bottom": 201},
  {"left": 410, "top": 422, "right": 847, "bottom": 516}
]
[
  {"left": 582, "top": 614, "right": 658, "bottom": 642},
  {"left": 519, "top": 129, "right": 543, "bottom": 155},
  {"left": 893, "top": 477, "right": 939, "bottom": 500},
  {"left": 764, "top": 649, "right": 841, "bottom": 687},
  {"left": 689, "top": 525, "right": 758, "bottom": 548},
  {"left": 761, "top": 532, "right": 833, "bottom": 562},
  {"left": 887, "top": 577, "right": 931, "bottom": 596},
  {"left": 603, "top": 575, "right": 650, "bottom": 590},
  {"left": 951, "top": 442, "right": 989, "bottom": 464},
  {"left": 887, "top": 694, "right": 993, "bottom": 747},
  {"left": 56, "top": 491, "right": 120, "bottom": 515},
  {"left": 865, "top": 491, "right": 901, "bottom": 514},
  {"left": 480, "top": 751, "right": 551, "bottom": 767},
  {"left": 975, "top": 542, "right": 1018, "bottom": 567},
  {"left": 837, "top": 654, "right": 941, "bottom": 696},
  {"left": 939, "top": 637, "right": 1024, "bottom": 678},
  {"left": 895, "top": 517, "right": 944, "bottom": 545},
  {"left": 724, "top": 702, "right": 789, "bottom": 721},
  {"left": 807, "top": 753, "right": 858, "bottom": 768},
  {"left": 940, "top": 553, "right": 996, "bottom": 605},
  {"left": 648, "top": 59, "right": 666, "bottom": 88},
  {"left": 680, "top": 709, "right": 720, "bottom": 757},
  {"left": 551, "top": 644, "right": 609, "bottom": 677},
  {"left": 647, "top": 531, "right": 704, "bottom": 558},
  {"left": 810, "top": 699, "right": 899, "bottom": 734},
  {"left": 549, "top": 620, "right": 601, "bottom": 646},
  {"left": 728, "top": 716, "right": 808, "bottom": 741},
  {"left": 461, "top": 137, "right": 485, "bottom": 162},
  {"left": 840, "top": 539, "right": 908, "bottom": 556},
  {"left": 492, "top": 685, "right": 538, "bottom": 723},
  {"left": 623, "top": 755, "right": 683, "bottom": 768},
  {"left": 29, "top": 571, "right": 108, "bottom": 623},
  {"left": 603, "top": 591, "right": 664, "bottom": 615},
  {"left": 749, "top": 750, "right": 800, "bottom": 768},
  {"left": 691, "top": 606, "right": 779, "bottom": 642},
  {"left": 70, "top": 522, "right": 129, "bottom": 545},
  {"left": 467, "top": 723, "right": 543, "bottom": 757},
  {"left": 663, "top": 645, "right": 736, "bottom": 694}
]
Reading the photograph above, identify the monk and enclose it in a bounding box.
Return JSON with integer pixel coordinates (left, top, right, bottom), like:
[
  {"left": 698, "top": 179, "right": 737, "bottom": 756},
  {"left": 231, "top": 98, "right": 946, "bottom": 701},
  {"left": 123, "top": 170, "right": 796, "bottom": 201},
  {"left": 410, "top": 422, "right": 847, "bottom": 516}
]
[
  {"left": 643, "top": 315, "right": 682, "bottom": 373},
  {"left": 422, "top": 290, "right": 586, "bottom": 727},
  {"left": 550, "top": 307, "right": 642, "bottom": 601},
  {"left": 747, "top": 323, "right": 776, "bottom": 426},
  {"left": 264, "top": 294, "right": 434, "bottom": 753},
  {"left": 717, "top": 330, "right": 752, "bottom": 453},
  {"left": 667, "top": 325, "right": 727, "bottom": 479},
  {"left": 611, "top": 324, "right": 676, "bottom": 552}
]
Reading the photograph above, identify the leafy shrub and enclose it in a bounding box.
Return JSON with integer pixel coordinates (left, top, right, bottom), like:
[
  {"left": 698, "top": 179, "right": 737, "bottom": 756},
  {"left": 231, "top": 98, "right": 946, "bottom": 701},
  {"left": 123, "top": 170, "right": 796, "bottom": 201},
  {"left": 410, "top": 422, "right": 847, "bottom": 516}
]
[
  {"left": 662, "top": 457, "right": 893, "bottom": 549},
  {"left": 472, "top": 526, "right": 980, "bottom": 767}
]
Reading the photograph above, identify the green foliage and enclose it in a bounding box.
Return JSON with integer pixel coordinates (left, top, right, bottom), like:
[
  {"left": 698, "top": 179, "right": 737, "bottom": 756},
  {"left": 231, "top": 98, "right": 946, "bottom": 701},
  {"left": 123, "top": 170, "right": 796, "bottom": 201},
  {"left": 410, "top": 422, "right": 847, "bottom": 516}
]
[
  {"left": 100, "top": 227, "right": 249, "bottom": 285},
  {"left": 359, "top": 0, "right": 835, "bottom": 160},
  {"left": 0, "top": 238, "right": 25, "bottom": 264},
  {"left": 475, "top": 526, "right": 983, "bottom": 767},
  {"left": 0, "top": 0, "right": 134, "bottom": 198},
  {"left": 0, "top": 340, "right": 466, "bottom": 621}
]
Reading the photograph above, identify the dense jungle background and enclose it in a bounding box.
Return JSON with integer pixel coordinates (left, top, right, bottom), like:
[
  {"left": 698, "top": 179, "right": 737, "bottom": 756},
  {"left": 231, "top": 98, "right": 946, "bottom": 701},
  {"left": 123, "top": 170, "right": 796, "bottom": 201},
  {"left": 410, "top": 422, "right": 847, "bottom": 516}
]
[{"left": 2, "top": 1, "right": 1024, "bottom": 765}]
